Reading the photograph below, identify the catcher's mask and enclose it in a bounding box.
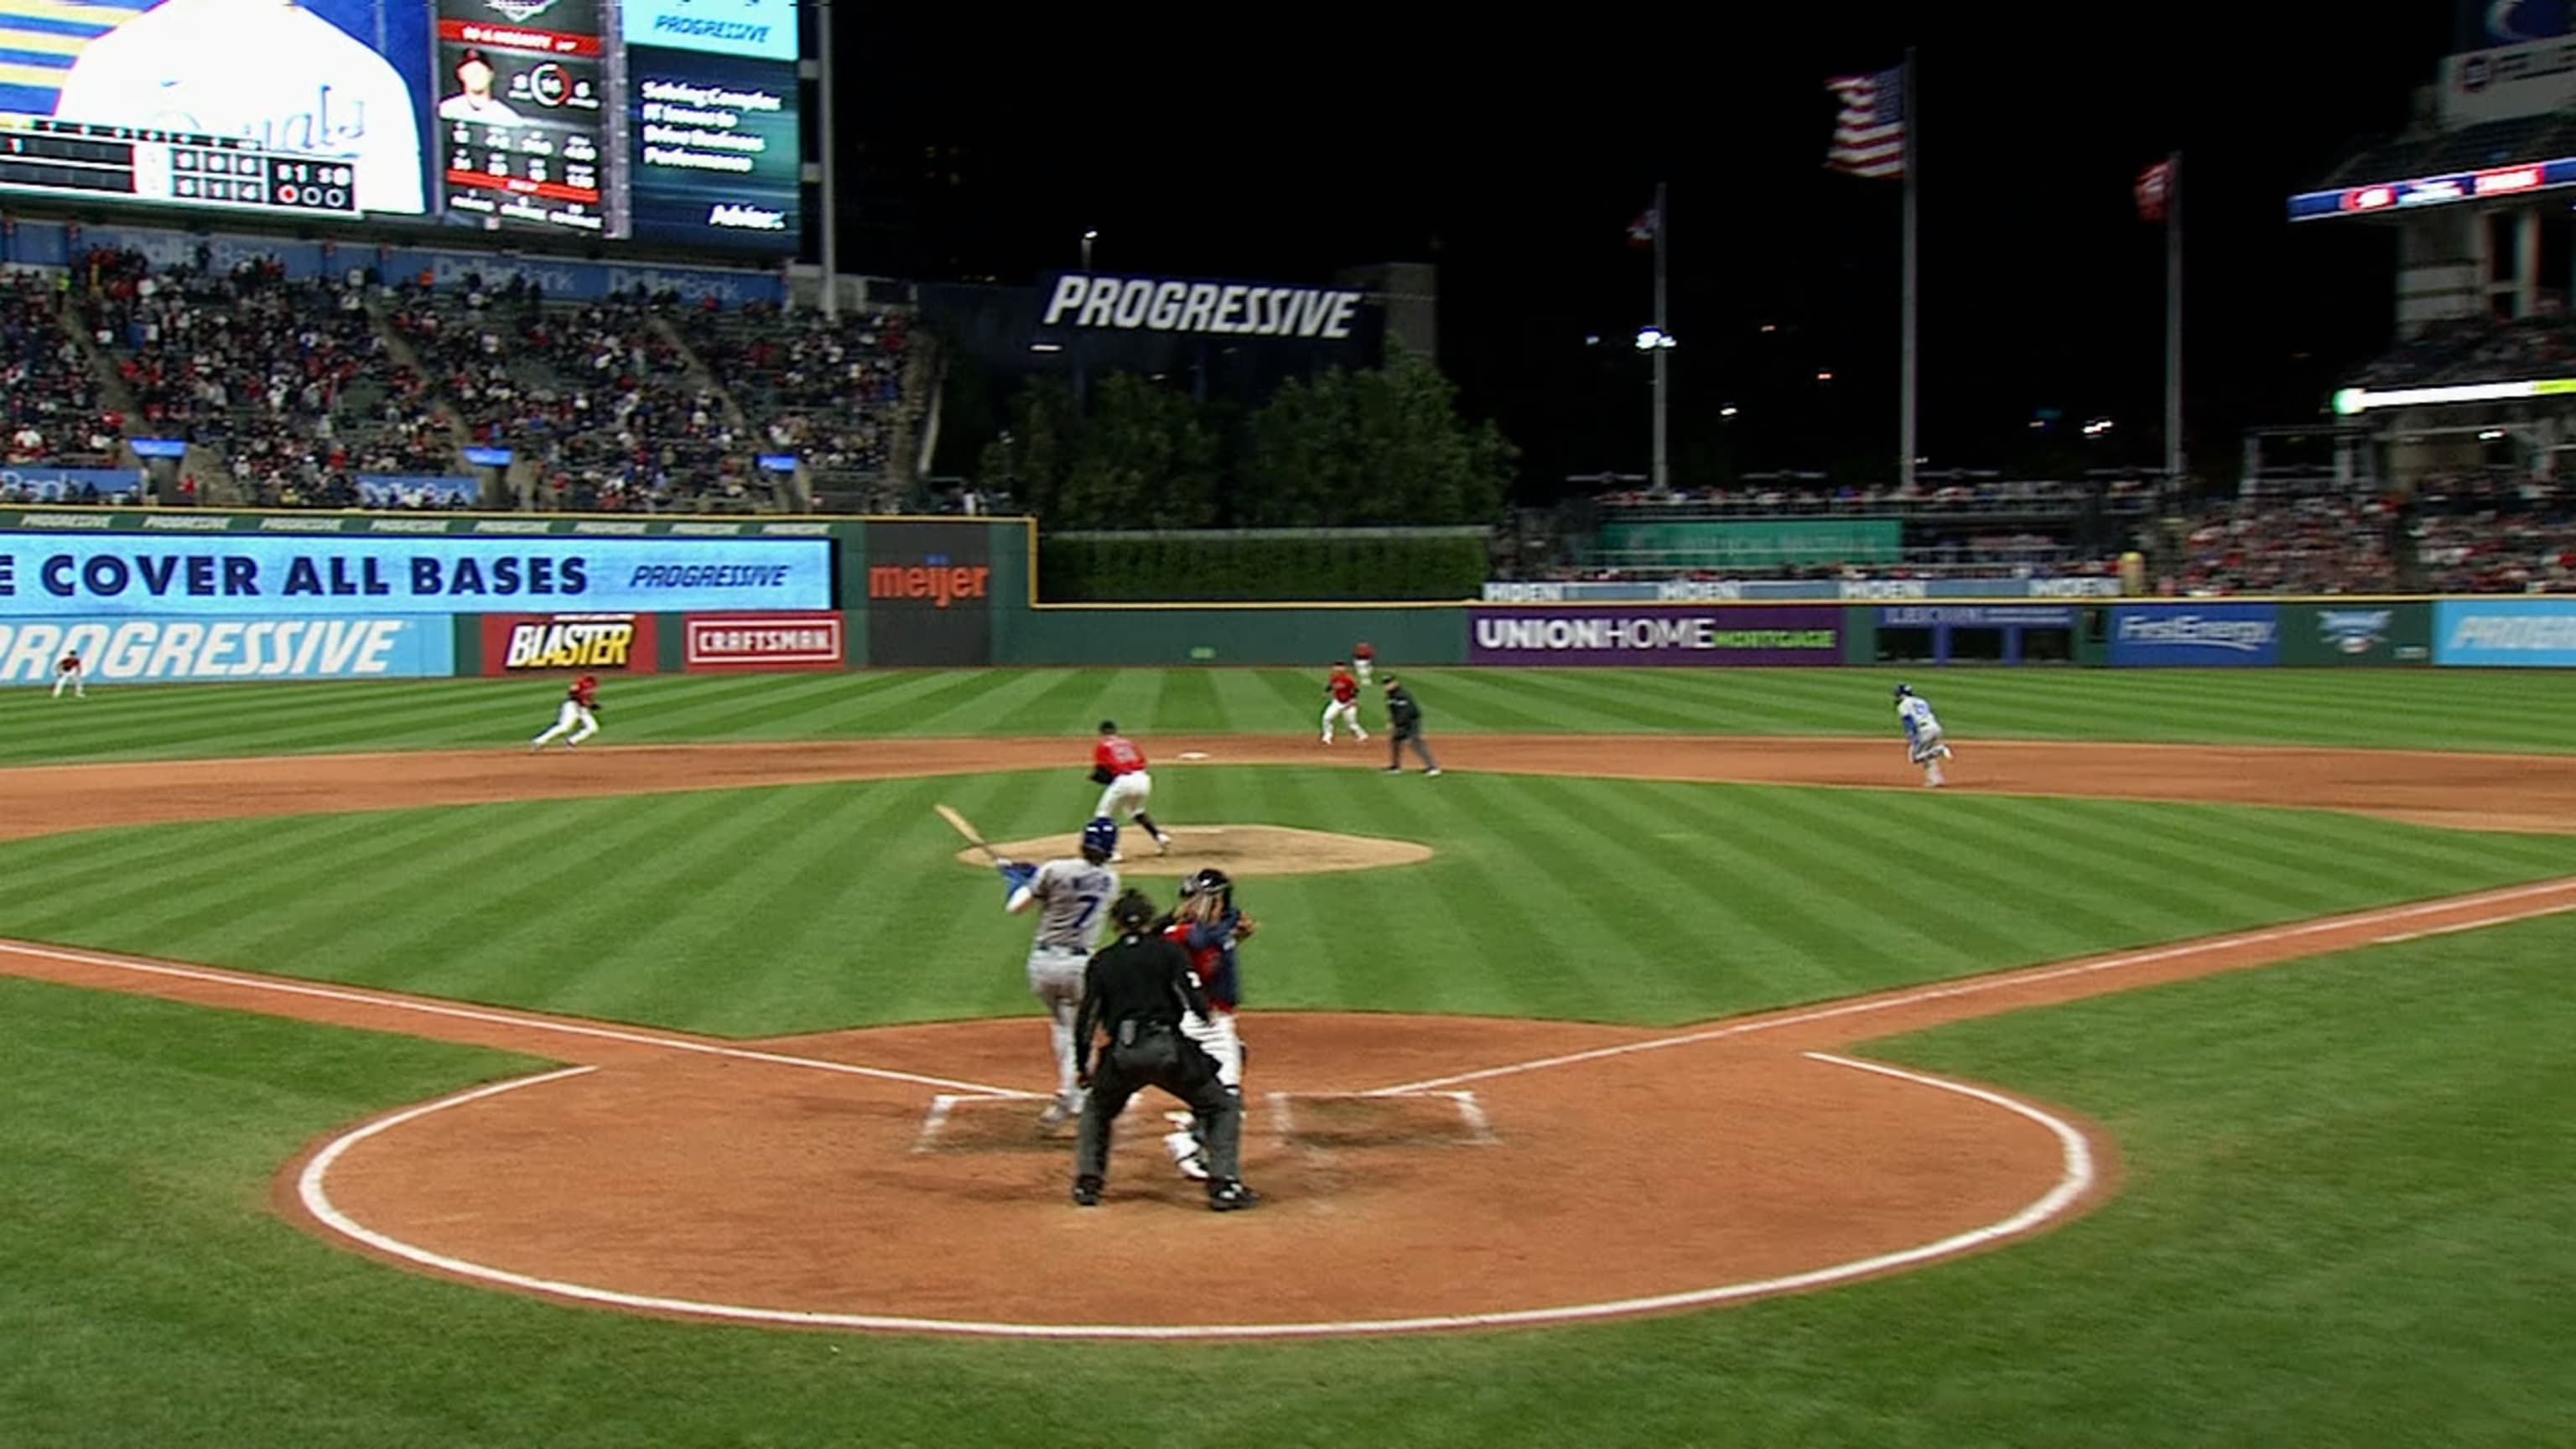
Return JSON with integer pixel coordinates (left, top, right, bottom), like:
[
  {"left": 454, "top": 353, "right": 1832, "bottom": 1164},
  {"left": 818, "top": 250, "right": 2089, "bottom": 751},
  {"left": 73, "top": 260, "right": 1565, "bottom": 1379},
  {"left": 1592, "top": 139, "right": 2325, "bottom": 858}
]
[
  {"left": 1080, "top": 816, "right": 1119, "bottom": 863},
  {"left": 1178, "top": 867, "right": 1233, "bottom": 907}
]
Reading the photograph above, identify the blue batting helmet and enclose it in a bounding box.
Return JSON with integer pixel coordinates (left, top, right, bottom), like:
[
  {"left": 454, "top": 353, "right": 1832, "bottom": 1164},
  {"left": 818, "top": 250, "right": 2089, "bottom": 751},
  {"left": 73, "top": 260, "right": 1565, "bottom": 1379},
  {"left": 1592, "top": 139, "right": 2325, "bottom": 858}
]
[
  {"left": 1893, "top": 683, "right": 1913, "bottom": 699},
  {"left": 1080, "top": 816, "right": 1119, "bottom": 862}
]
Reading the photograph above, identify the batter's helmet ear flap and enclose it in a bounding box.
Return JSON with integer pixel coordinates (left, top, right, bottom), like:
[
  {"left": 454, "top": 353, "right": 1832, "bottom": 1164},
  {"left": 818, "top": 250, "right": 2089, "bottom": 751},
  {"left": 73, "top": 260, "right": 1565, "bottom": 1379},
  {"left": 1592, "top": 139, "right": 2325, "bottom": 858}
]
[{"left": 1082, "top": 816, "right": 1119, "bottom": 860}]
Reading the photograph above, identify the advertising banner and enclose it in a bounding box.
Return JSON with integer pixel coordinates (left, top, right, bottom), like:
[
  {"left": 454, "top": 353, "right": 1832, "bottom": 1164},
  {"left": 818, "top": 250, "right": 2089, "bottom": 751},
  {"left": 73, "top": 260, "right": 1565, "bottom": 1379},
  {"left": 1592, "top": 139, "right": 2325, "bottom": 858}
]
[
  {"left": 0, "top": 466, "right": 148, "bottom": 504},
  {"left": 1877, "top": 605, "right": 2077, "bottom": 628},
  {"left": 0, "top": 532, "right": 830, "bottom": 617},
  {"left": 2440, "top": 39, "right": 2576, "bottom": 127},
  {"left": 1593, "top": 519, "right": 1901, "bottom": 569},
  {"left": 865, "top": 522, "right": 993, "bottom": 667},
  {"left": 355, "top": 475, "right": 480, "bottom": 508},
  {"left": 2433, "top": 598, "right": 2576, "bottom": 666},
  {"left": 2106, "top": 604, "right": 2280, "bottom": 667},
  {"left": 480, "top": 613, "right": 657, "bottom": 675},
  {"left": 0, "top": 615, "right": 451, "bottom": 683},
  {"left": 0, "top": 510, "right": 834, "bottom": 537},
  {"left": 683, "top": 611, "right": 844, "bottom": 672},
  {"left": 1481, "top": 577, "right": 2121, "bottom": 603},
  {"left": 1467, "top": 605, "right": 1841, "bottom": 666},
  {"left": 2277, "top": 603, "right": 2432, "bottom": 666}
]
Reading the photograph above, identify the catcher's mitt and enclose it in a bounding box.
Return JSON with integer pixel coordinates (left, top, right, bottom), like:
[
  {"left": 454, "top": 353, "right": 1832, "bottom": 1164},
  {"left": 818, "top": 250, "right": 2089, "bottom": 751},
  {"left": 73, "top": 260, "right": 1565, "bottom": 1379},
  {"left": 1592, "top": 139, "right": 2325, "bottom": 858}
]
[{"left": 1088, "top": 763, "right": 1115, "bottom": 786}]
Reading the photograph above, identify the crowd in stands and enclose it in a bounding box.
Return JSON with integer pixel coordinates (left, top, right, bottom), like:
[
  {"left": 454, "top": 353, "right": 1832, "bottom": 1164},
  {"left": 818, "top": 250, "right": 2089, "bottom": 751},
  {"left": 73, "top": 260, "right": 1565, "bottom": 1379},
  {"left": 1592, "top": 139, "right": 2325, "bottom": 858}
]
[
  {"left": 3, "top": 252, "right": 923, "bottom": 513},
  {"left": 2350, "top": 314, "right": 2576, "bottom": 390},
  {"left": 2163, "top": 492, "right": 2401, "bottom": 594},
  {"left": 1594, "top": 474, "right": 2164, "bottom": 517},
  {"left": 1, "top": 271, "right": 121, "bottom": 469},
  {"left": 681, "top": 300, "right": 911, "bottom": 482}
]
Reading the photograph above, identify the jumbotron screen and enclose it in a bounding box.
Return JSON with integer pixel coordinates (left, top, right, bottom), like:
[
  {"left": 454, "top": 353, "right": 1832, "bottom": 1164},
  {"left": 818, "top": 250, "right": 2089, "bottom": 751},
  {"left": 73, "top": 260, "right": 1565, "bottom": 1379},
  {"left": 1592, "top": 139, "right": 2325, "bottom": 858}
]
[{"left": 0, "top": 0, "right": 799, "bottom": 251}]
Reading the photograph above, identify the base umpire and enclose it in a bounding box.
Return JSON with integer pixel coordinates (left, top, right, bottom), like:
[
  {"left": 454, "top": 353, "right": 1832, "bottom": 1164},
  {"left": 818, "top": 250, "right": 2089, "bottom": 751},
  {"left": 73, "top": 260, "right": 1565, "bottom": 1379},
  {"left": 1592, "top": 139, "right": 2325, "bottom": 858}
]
[{"left": 1070, "top": 890, "right": 1259, "bottom": 1212}]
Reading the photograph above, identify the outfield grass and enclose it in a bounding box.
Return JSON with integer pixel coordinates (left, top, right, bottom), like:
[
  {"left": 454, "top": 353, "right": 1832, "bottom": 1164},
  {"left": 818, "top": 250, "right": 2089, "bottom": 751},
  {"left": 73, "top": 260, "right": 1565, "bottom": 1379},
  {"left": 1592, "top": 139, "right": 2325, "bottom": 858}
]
[
  {"left": 7, "top": 910, "right": 2568, "bottom": 1448},
  {"left": 0, "top": 769, "right": 2570, "bottom": 1036},
  {"left": 4, "top": 666, "right": 2575, "bottom": 763}
]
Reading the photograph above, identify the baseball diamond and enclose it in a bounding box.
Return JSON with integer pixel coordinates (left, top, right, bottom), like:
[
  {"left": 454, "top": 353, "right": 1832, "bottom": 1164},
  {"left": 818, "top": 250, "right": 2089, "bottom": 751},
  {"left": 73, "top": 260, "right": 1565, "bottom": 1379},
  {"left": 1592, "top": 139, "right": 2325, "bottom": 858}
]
[{"left": 4, "top": 669, "right": 2576, "bottom": 1446}]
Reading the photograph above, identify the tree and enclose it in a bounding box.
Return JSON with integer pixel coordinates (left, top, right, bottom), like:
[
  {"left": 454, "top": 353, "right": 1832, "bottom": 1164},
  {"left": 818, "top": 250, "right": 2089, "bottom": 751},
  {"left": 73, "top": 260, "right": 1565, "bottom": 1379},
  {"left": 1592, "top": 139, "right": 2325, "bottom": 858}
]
[
  {"left": 1244, "top": 345, "right": 1515, "bottom": 526},
  {"left": 1054, "top": 375, "right": 1219, "bottom": 528}
]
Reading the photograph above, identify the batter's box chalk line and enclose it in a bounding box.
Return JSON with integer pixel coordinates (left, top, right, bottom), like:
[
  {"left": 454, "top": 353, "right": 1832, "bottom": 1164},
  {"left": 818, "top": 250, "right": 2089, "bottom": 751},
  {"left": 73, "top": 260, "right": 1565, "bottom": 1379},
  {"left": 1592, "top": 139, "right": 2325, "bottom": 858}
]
[
  {"left": 913, "top": 1092, "right": 1217, "bottom": 1154},
  {"left": 1268, "top": 1090, "right": 1498, "bottom": 1148}
]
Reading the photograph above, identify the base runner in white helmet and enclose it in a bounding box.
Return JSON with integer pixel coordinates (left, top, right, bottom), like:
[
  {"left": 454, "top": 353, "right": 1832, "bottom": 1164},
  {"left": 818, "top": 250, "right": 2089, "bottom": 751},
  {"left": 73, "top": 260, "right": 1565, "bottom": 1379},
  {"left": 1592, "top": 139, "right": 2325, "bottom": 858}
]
[
  {"left": 1893, "top": 683, "right": 1953, "bottom": 787},
  {"left": 1000, "top": 816, "right": 1121, "bottom": 1130}
]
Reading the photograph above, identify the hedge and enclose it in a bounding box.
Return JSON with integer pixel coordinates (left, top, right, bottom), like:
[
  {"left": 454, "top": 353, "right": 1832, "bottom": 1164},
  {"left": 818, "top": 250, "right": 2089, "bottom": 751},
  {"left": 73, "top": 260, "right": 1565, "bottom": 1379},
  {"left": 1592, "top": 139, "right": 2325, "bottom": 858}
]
[{"left": 1040, "top": 530, "right": 1491, "bottom": 601}]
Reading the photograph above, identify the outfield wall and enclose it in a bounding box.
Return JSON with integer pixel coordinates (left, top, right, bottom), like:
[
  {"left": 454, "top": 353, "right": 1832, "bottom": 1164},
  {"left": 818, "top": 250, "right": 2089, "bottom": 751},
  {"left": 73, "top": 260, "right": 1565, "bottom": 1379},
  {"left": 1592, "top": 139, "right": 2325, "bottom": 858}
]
[{"left": 0, "top": 509, "right": 2565, "bottom": 673}]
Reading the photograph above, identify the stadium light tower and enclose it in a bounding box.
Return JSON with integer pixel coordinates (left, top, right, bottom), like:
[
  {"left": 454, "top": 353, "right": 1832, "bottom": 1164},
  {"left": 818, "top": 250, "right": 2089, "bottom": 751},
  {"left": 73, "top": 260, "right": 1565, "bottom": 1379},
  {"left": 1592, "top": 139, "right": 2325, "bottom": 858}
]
[
  {"left": 1083, "top": 230, "right": 1098, "bottom": 271},
  {"left": 813, "top": 0, "right": 838, "bottom": 318}
]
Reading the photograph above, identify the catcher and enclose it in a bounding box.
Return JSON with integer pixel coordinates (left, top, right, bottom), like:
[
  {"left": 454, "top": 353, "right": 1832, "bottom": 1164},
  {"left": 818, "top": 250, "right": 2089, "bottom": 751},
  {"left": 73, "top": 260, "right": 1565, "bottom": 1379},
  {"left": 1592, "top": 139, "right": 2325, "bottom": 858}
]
[{"left": 1157, "top": 867, "right": 1254, "bottom": 1182}]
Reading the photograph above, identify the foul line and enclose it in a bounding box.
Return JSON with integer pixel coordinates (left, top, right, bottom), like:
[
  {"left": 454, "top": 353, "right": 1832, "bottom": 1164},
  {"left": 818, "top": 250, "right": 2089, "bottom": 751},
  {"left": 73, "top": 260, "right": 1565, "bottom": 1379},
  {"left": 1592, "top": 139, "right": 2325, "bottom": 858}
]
[
  {"left": 293, "top": 1052, "right": 2095, "bottom": 1339},
  {"left": 0, "top": 937, "right": 1035, "bottom": 1101},
  {"left": 1364, "top": 875, "right": 2576, "bottom": 1096}
]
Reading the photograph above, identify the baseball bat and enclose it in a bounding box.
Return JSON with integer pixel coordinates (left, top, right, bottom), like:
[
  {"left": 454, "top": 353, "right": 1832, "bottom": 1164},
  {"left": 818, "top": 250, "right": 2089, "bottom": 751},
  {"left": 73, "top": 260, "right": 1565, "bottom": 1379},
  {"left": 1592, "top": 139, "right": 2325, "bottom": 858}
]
[{"left": 934, "top": 803, "right": 1004, "bottom": 866}]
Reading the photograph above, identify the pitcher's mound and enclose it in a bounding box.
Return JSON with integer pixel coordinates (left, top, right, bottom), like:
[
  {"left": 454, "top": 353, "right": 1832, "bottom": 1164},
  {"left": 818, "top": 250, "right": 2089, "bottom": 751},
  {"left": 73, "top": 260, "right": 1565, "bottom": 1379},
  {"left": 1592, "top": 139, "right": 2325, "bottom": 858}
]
[{"left": 959, "top": 824, "right": 1432, "bottom": 877}]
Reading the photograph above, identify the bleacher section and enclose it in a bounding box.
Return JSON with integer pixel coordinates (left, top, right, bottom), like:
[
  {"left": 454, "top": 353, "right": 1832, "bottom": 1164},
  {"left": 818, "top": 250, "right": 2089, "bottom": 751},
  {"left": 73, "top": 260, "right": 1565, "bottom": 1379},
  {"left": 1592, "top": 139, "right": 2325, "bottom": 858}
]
[{"left": 19, "top": 251, "right": 927, "bottom": 513}]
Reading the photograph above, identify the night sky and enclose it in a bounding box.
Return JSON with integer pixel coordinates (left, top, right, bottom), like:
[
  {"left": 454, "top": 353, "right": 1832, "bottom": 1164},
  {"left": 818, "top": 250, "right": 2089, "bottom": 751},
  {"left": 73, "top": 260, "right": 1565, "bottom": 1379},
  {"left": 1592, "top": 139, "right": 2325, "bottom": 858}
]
[{"left": 836, "top": 5, "right": 2463, "bottom": 497}]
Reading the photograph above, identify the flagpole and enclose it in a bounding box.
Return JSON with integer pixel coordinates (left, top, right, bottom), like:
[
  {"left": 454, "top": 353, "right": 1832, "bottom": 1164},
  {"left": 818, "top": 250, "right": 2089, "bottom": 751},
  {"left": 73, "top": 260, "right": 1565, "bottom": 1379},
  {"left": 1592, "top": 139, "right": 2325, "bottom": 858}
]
[
  {"left": 2164, "top": 149, "right": 2184, "bottom": 486},
  {"left": 1652, "top": 180, "right": 1670, "bottom": 496},
  {"left": 1899, "top": 49, "right": 1919, "bottom": 494}
]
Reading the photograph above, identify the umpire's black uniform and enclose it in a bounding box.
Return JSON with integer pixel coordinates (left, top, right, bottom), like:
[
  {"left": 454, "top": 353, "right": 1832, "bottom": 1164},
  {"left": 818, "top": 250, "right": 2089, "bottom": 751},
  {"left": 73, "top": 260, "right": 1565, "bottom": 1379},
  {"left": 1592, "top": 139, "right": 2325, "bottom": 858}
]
[
  {"left": 1383, "top": 677, "right": 1441, "bottom": 774},
  {"left": 1071, "top": 892, "right": 1258, "bottom": 1211}
]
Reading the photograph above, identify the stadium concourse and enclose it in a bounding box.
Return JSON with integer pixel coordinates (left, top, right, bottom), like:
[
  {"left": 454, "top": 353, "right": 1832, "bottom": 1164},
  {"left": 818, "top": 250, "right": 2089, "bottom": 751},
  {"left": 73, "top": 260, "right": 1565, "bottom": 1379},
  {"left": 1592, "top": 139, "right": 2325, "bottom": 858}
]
[{"left": 10, "top": 247, "right": 928, "bottom": 515}]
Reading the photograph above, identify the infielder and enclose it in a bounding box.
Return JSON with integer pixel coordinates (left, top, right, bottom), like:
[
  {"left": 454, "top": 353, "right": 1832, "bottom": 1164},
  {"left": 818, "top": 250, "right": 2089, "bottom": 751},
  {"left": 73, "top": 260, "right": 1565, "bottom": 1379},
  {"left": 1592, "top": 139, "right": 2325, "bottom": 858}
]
[
  {"left": 1159, "top": 867, "right": 1254, "bottom": 1181},
  {"left": 1352, "top": 641, "right": 1375, "bottom": 684},
  {"left": 1000, "top": 816, "right": 1121, "bottom": 1129},
  {"left": 529, "top": 673, "right": 601, "bottom": 751},
  {"left": 52, "top": 649, "right": 85, "bottom": 699},
  {"left": 1894, "top": 683, "right": 1953, "bottom": 787},
  {"left": 1321, "top": 661, "right": 1368, "bottom": 743},
  {"left": 1089, "top": 720, "right": 1172, "bottom": 855}
]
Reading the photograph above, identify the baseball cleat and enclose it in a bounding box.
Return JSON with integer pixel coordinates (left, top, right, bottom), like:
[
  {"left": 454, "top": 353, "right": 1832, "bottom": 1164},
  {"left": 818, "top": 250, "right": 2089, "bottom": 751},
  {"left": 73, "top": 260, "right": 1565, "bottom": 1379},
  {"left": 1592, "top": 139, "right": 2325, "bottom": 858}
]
[
  {"left": 1162, "top": 1130, "right": 1210, "bottom": 1181},
  {"left": 1425, "top": 768, "right": 1443, "bottom": 776},
  {"left": 1154, "top": 834, "right": 1171, "bottom": 855},
  {"left": 1071, "top": 1176, "right": 1102, "bottom": 1208},
  {"left": 1206, "top": 1181, "right": 1259, "bottom": 1212},
  {"left": 1036, "top": 1097, "right": 1075, "bottom": 1131}
]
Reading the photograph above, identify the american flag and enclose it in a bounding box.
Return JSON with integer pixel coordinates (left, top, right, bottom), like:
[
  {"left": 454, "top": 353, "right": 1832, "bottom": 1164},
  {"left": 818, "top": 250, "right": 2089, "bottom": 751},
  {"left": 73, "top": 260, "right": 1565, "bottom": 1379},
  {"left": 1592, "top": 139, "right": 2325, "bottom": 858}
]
[
  {"left": 2135, "top": 159, "right": 2174, "bottom": 222},
  {"left": 1824, "top": 65, "right": 1908, "bottom": 179}
]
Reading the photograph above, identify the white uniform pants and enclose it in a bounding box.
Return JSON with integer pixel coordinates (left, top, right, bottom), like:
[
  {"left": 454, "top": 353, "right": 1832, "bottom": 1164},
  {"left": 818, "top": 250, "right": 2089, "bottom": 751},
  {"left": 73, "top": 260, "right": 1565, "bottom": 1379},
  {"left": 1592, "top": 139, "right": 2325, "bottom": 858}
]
[
  {"left": 1180, "top": 1007, "right": 1243, "bottom": 1088},
  {"left": 1094, "top": 770, "right": 1151, "bottom": 821},
  {"left": 1321, "top": 699, "right": 1366, "bottom": 740},
  {"left": 1908, "top": 724, "right": 1947, "bottom": 764},
  {"left": 532, "top": 700, "right": 599, "bottom": 748},
  {"left": 52, "top": 668, "right": 83, "bottom": 699},
  {"left": 1027, "top": 944, "right": 1088, "bottom": 1102}
]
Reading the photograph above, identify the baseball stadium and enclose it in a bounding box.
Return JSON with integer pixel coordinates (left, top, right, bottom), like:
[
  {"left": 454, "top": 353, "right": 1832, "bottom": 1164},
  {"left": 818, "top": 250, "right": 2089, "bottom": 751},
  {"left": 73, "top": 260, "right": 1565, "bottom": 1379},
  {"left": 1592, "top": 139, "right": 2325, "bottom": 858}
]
[{"left": 5, "top": 6, "right": 2576, "bottom": 1447}]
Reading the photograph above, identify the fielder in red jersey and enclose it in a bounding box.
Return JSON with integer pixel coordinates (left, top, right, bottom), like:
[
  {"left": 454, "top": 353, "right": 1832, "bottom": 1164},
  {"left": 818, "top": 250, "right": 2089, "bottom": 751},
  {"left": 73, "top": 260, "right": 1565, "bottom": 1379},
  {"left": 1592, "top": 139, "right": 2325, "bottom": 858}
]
[
  {"left": 1321, "top": 662, "right": 1367, "bottom": 743},
  {"left": 531, "top": 673, "right": 601, "bottom": 751}
]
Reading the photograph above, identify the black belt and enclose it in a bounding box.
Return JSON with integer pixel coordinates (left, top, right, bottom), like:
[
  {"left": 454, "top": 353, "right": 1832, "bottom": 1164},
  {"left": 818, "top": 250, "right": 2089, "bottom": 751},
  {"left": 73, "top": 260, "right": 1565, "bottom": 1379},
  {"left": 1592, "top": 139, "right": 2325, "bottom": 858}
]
[{"left": 1114, "top": 1019, "right": 1176, "bottom": 1046}]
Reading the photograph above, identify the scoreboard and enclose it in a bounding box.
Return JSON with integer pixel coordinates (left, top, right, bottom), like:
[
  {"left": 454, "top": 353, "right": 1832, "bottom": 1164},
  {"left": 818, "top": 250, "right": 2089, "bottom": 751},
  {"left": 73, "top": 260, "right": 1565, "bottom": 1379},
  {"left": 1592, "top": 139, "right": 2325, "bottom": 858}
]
[
  {"left": 0, "top": 0, "right": 798, "bottom": 252},
  {"left": 0, "top": 118, "right": 358, "bottom": 219}
]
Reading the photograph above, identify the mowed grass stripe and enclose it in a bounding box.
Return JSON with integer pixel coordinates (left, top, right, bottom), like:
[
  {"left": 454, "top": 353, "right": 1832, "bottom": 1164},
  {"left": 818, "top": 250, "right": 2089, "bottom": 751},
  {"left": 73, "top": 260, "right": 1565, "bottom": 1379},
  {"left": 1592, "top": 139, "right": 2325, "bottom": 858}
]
[
  {"left": 8, "top": 771, "right": 2576, "bottom": 1036},
  {"left": 11, "top": 667, "right": 2576, "bottom": 761}
]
